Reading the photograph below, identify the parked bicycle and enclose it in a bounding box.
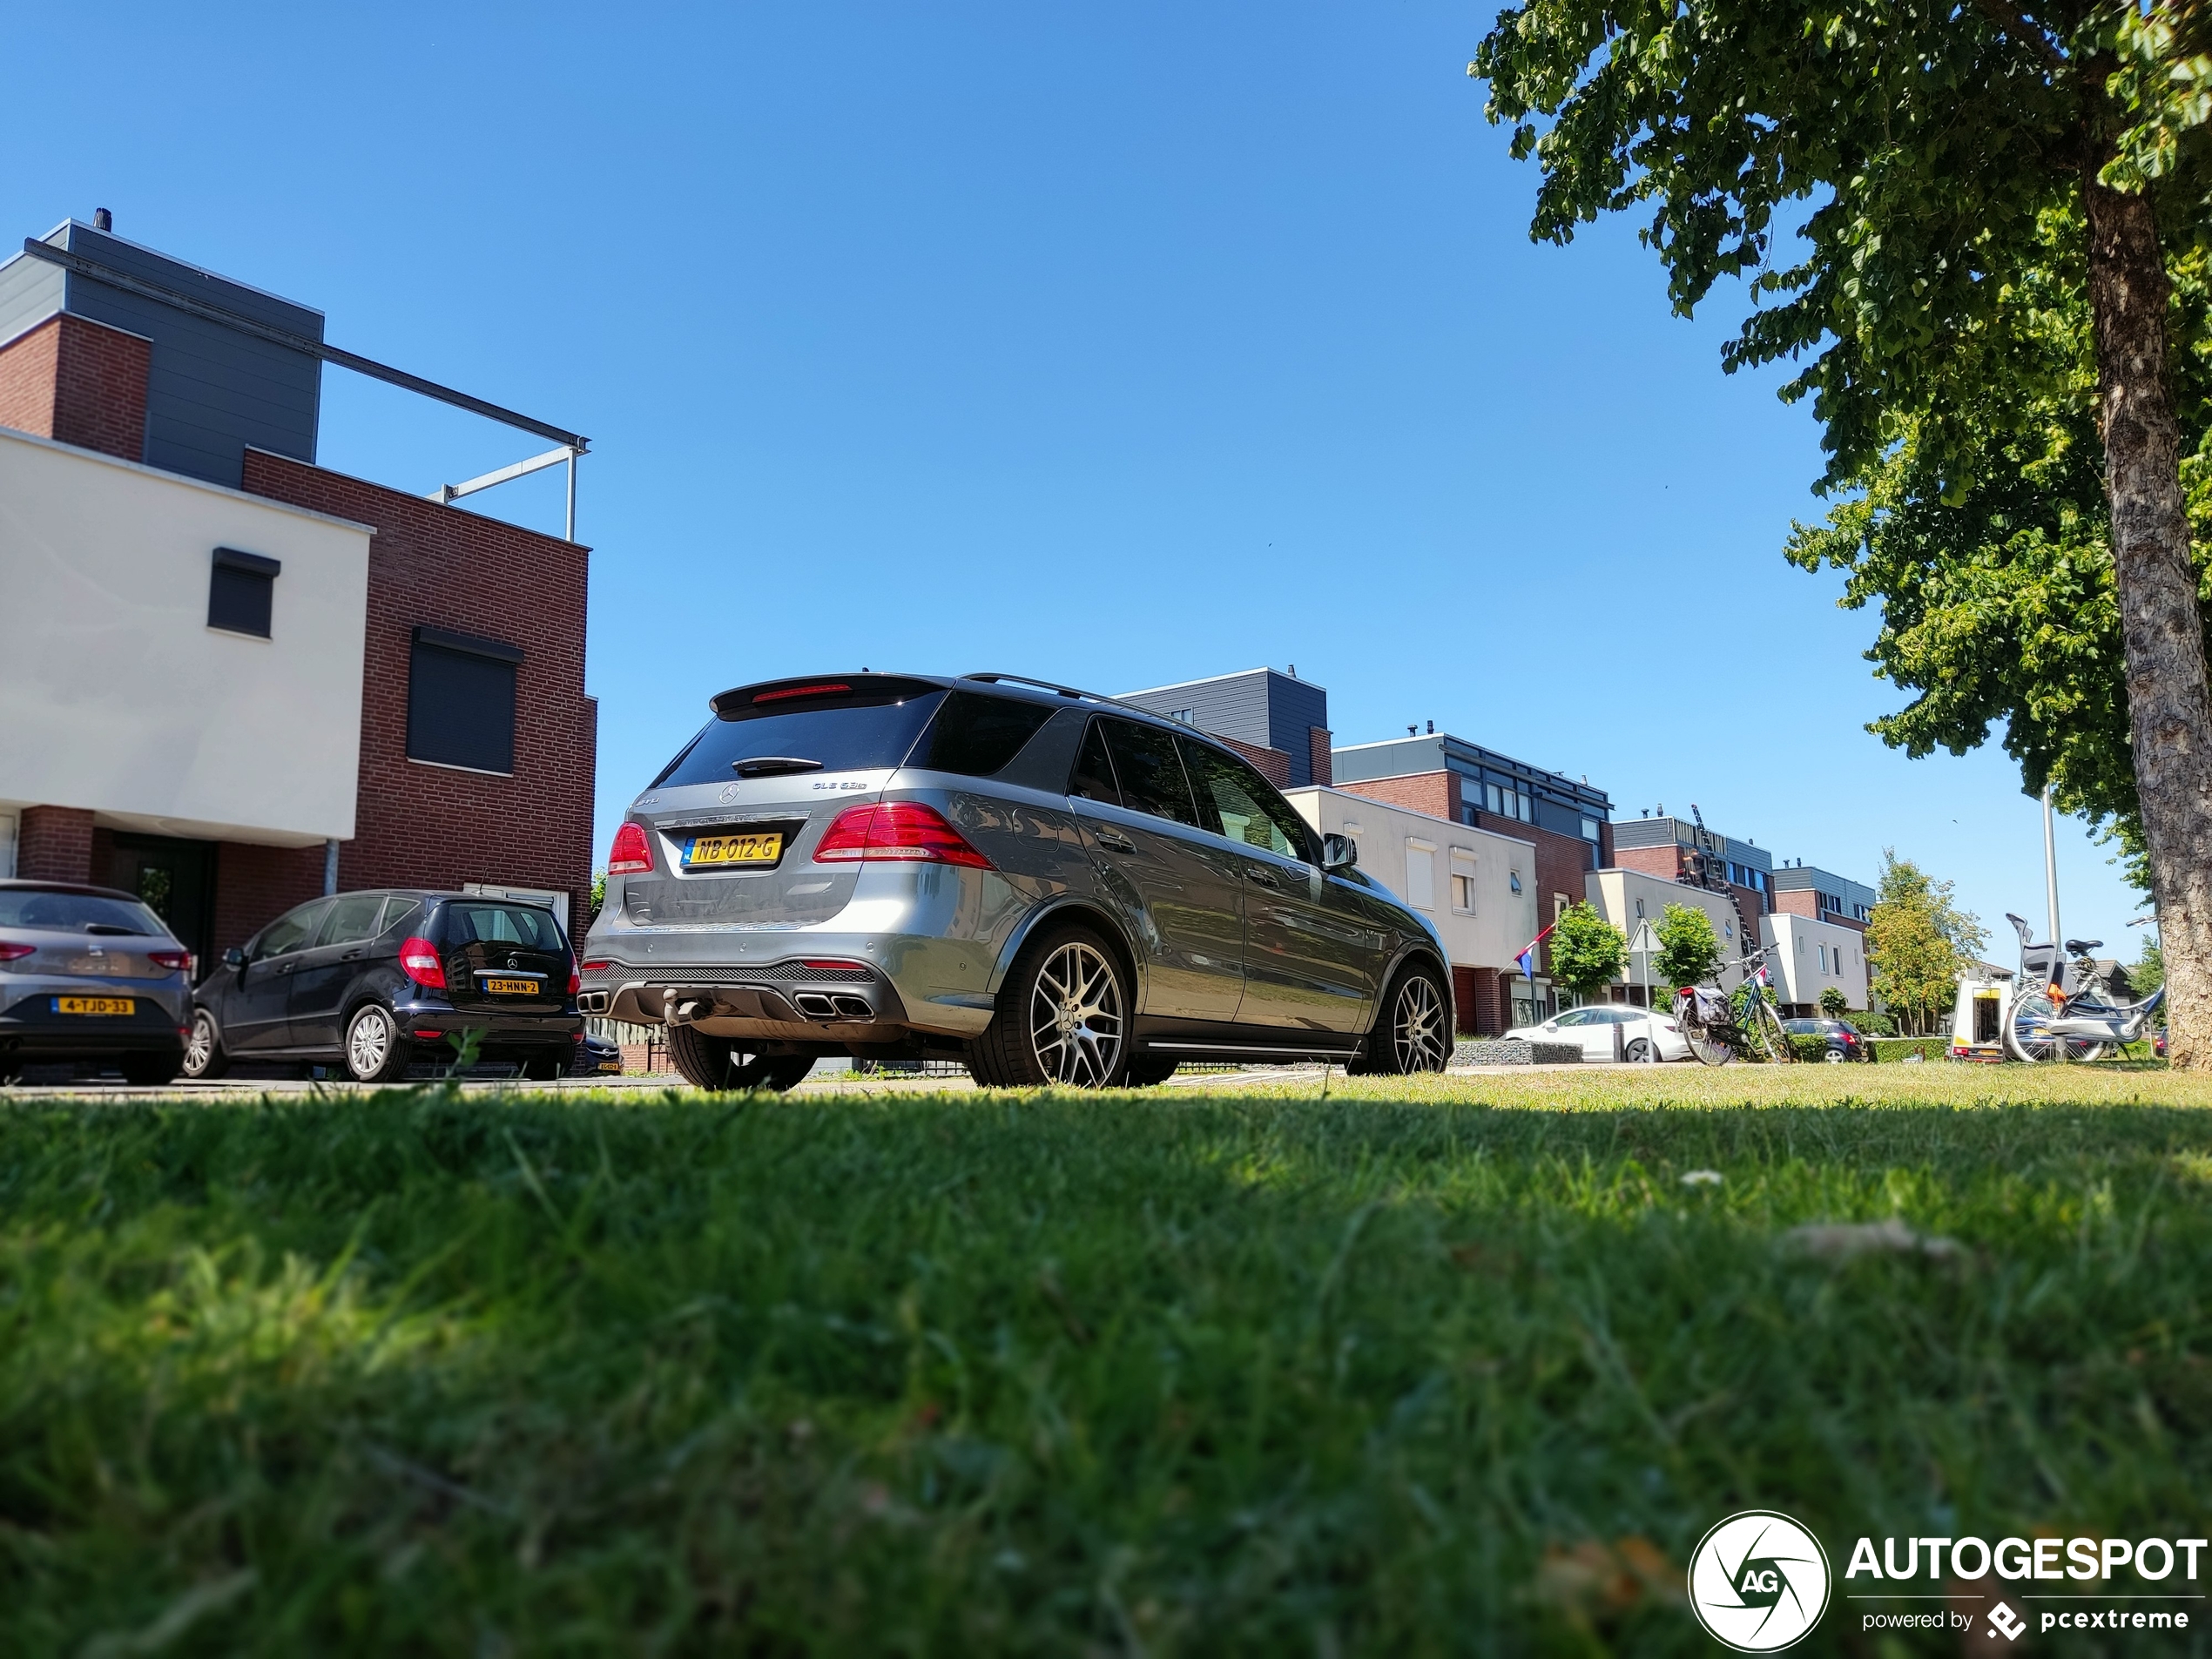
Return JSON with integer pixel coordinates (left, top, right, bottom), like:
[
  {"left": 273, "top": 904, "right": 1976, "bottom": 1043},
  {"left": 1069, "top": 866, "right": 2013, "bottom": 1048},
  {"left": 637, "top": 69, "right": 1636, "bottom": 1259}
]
[
  {"left": 1674, "top": 945, "right": 1797, "bottom": 1066},
  {"left": 2001, "top": 914, "right": 2164, "bottom": 1062}
]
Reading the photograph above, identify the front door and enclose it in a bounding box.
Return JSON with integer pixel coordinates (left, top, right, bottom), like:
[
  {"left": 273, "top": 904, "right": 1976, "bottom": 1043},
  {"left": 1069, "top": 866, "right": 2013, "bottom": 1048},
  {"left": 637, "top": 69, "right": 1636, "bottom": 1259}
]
[
  {"left": 1176, "top": 737, "right": 1383, "bottom": 1034},
  {"left": 101, "top": 833, "right": 218, "bottom": 973},
  {"left": 287, "top": 893, "right": 391, "bottom": 1053},
  {"left": 1069, "top": 718, "right": 1245, "bottom": 1022},
  {"left": 224, "top": 900, "right": 328, "bottom": 1051}
]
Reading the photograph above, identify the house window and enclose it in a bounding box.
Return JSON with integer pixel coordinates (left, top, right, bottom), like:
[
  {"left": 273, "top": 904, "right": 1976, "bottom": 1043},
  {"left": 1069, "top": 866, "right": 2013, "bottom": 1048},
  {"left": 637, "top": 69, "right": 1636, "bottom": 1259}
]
[
  {"left": 1508, "top": 870, "right": 1521, "bottom": 894},
  {"left": 1554, "top": 892, "right": 1569, "bottom": 921},
  {"left": 207, "top": 547, "right": 280, "bottom": 638},
  {"left": 1581, "top": 817, "right": 1599, "bottom": 841},
  {"left": 1450, "top": 850, "right": 1478, "bottom": 914},
  {"left": 1168, "top": 708, "right": 1194, "bottom": 725},
  {"left": 407, "top": 624, "right": 522, "bottom": 774},
  {"left": 1405, "top": 840, "right": 1436, "bottom": 909},
  {"left": 1634, "top": 896, "right": 1645, "bottom": 918}
]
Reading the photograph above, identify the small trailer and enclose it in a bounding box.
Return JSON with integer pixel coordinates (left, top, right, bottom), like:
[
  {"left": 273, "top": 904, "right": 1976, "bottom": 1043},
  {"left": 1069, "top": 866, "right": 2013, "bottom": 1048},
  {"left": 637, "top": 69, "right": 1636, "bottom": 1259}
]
[{"left": 1951, "top": 968, "right": 2014, "bottom": 1063}]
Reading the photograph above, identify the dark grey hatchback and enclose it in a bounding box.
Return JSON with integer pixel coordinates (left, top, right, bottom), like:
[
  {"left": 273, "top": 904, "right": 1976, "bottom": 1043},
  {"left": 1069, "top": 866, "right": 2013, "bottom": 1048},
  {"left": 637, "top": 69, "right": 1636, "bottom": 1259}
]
[{"left": 185, "top": 890, "right": 583, "bottom": 1082}]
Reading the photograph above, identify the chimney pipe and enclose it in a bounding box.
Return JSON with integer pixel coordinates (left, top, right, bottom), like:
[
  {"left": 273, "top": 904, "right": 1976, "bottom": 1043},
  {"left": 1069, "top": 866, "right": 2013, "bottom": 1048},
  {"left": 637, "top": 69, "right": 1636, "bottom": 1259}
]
[{"left": 93, "top": 208, "right": 112, "bottom": 232}]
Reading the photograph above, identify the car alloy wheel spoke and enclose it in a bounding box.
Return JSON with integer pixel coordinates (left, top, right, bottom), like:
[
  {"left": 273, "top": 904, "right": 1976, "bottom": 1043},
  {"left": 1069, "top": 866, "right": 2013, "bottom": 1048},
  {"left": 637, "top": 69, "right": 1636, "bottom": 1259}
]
[
  {"left": 351, "top": 1015, "right": 388, "bottom": 1076},
  {"left": 1029, "top": 941, "right": 1122, "bottom": 1086},
  {"left": 1395, "top": 979, "right": 1445, "bottom": 1070}
]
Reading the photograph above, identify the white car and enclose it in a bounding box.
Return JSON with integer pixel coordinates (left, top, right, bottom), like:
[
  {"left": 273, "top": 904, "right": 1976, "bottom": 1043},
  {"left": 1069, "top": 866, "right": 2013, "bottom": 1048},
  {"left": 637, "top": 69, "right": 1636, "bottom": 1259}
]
[{"left": 1505, "top": 1003, "right": 1689, "bottom": 1062}]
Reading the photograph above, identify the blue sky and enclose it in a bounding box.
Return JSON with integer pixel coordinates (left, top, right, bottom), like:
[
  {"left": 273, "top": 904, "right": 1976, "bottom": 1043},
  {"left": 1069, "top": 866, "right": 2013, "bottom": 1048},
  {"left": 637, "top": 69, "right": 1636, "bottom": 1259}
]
[{"left": 6, "top": 1, "right": 2148, "bottom": 962}]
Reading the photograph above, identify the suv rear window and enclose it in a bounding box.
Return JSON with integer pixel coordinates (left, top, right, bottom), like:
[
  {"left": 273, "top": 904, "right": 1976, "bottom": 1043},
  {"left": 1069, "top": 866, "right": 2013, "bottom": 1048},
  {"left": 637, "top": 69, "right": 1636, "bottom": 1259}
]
[
  {"left": 439, "top": 903, "right": 568, "bottom": 951},
  {"left": 0, "top": 888, "right": 167, "bottom": 935},
  {"left": 652, "top": 687, "right": 949, "bottom": 788}
]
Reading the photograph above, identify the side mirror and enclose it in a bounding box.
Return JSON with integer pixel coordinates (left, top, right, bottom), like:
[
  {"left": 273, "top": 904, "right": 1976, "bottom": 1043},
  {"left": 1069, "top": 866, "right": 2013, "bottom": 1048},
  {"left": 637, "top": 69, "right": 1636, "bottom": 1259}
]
[
  {"left": 1321, "top": 833, "right": 1358, "bottom": 873},
  {"left": 223, "top": 947, "right": 246, "bottom": 970}
]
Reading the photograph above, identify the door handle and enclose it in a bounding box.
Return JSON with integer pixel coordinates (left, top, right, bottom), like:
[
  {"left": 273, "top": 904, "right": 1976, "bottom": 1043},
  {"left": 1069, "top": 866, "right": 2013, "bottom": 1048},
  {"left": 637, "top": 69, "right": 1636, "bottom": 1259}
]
[
  {"left": 1094, "top": 828, "right": 1136, "bottom": 854},
  {"left": 341, "top": 949, "right": 363, "bottom": 961},
  {"left": 1244, "top": 866, "right": 1281, "bottom": 889},
  {"left": 277, "top": 961, "right": 297, "bottom": 975}
]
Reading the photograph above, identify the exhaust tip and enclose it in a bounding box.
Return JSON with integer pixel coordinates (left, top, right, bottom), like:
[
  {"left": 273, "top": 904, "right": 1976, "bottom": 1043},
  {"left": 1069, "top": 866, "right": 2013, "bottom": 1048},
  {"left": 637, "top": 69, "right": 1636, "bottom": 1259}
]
[{"left": 832, "top": 995, "right": 873, "bottom": 1020}]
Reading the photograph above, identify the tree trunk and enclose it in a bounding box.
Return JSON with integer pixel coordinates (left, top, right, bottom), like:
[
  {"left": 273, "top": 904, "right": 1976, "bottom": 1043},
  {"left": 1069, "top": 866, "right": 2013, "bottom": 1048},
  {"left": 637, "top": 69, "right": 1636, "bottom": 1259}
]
[{"left": 2084, "top": 180, "right": 2212, "bottom": 1069}]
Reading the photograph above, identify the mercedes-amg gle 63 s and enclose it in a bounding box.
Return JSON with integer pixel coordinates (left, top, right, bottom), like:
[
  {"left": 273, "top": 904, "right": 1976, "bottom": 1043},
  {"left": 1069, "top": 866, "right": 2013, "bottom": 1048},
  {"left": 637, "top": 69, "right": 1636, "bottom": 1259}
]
[{"left": 579, "top": 673, "right": 1453, "bottom": 1090}]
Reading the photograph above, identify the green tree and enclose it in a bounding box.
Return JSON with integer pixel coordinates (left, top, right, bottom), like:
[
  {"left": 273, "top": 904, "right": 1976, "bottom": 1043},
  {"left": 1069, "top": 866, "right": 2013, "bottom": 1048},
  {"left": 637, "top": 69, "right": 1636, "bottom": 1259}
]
[
  {"left": 1655, "top": 903, "right": 1723, "bottom": 992},
  {"left": 1865, "top": 853, "right": 1987, "bottom": 1035},
  {"left": 1471, "top": 0, "right": 2212, "bottom": 1068},
  {"left": 1550, "top": 901, "right": 1627, "bottom": 1005},
  {"left": 2133, "top": 938, "right": 2167, "bottom": 998},
  {"left": 1819, "top": 986, "right": 1851, "bottom": 1020}
]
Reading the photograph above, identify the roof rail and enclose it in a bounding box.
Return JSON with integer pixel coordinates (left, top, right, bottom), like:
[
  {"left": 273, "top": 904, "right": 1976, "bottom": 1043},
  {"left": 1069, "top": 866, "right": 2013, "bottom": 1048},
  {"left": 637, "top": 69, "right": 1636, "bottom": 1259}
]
[{"left": 961, "top": 671, "right": 1174, "bottom": 725}]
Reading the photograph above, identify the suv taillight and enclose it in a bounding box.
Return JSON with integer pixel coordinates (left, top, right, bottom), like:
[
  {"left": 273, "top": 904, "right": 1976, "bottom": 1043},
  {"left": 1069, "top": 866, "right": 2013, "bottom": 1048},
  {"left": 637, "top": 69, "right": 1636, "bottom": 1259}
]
[
  {"left": 399, "top": 935, "right": 448, "bottom": 990},
  {"left": 813, "top": 801, "right": 992, "bottom": 869},
  {"left": 607, "top": 821, "right": 653, "bottom": 874},
  {"left": 568, "top": 967, "right": 581, "bottom": 996}
]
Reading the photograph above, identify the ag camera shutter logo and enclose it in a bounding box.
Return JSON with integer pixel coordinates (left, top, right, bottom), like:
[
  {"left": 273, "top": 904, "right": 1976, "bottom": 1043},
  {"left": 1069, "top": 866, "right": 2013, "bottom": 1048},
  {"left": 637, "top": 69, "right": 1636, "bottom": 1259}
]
[{"left": 1687, "top": 1510, "right": 1831, "bottom": 1651}]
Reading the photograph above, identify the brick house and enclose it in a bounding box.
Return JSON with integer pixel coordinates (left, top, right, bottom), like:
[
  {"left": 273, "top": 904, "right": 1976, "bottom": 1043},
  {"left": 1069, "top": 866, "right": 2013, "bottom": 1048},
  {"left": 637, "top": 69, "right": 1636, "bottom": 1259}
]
[
  {"left": 0, "top": 217, "right": 595, "bottom": 964},
  {"left": 1328, "top": 731, "right": 1614, "bottom": 1019},
  {"left": 1609, "top": 814, "right": 1772, "bottom": 963}
]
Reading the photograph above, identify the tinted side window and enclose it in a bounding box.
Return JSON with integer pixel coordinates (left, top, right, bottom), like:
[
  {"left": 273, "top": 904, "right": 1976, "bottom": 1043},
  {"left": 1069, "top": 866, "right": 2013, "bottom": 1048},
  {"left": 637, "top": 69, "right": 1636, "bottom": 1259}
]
[
  {"left": 255, "top": 900, "right": 328, "bottom": 960},
  {"left": 1068, "top": 720, "right": 1121, "bottom": 806},
  {"left": 1178, "top": 738, "right": 1313, "bottom": 861},
  {"left": 316, "top": 894, "right": 388, "bottom": 947},
  {"left": 914, "top": 692, "right": 1055, "bottom": 778},
  {"left": 379, "top": 899, "right": 422, "bottom": 939},
  {"left": 1101, "top": 720, "right": 1200, "bottom": 826}
]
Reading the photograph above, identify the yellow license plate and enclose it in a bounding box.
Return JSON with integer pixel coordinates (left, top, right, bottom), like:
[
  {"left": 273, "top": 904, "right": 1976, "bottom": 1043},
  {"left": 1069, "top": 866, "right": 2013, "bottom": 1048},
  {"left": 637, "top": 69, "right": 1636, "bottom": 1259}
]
[
  {"left": 482, "top": 978, "right": 538, "bottom": 995},
  {"left": 56, "top": 996, "right": 134, "bottom": 1015},
  {"left": 685, "top": 832, "right": 784, "bottom": 867}
]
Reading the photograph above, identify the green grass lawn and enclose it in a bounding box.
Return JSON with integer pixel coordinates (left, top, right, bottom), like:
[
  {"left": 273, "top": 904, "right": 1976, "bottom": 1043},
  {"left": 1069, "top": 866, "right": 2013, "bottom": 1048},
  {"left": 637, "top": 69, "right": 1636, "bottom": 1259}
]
[{"left": 5, "top": 1068, "right": 2212, "bottom": 1654}]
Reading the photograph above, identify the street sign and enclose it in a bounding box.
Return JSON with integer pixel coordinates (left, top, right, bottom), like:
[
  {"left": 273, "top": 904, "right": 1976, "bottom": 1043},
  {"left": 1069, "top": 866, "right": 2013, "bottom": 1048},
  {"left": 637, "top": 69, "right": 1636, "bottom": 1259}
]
[{"left": 1629, "top": 920, "right": 1660, "bottom": 955}]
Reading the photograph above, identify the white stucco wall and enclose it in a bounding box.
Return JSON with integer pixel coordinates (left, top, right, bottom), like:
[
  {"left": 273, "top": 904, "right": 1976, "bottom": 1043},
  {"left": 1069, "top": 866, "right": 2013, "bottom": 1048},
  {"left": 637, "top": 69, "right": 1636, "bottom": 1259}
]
[
  {"left": 1285, "top": 786, "right": 1539, "bottom": 973},
  {"left": 1585, "top": 867, "right": 1756, "bottom": 994},
  {"left": 0, "top": 428, "right": 371, "bottom": 845},
  {"left": 1760, "top": 912, "right": 1871, "bottom": 1009}
]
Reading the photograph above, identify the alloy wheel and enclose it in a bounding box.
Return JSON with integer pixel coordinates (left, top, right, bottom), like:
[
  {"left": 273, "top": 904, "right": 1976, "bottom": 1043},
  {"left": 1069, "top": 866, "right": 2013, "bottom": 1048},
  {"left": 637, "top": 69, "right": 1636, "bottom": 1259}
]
[
  {"left": 1391, "top": 974, "right": 1449, "bottom": 1072},
  {"left": 347, "top": 1008, "right": 394, "bottom": 1081},
  {"left": 1028, "top": 940, "right": 1124, "bottom": 1086},
  {"left": 184, "top": 1010, "right": 218, "bottom": 1076}
]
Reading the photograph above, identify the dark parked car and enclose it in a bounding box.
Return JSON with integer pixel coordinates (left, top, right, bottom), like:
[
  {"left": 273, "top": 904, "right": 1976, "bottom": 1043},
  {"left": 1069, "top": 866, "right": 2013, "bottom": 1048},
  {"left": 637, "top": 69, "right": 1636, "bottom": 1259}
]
[
  {"left": 0, "top": 880, "right": 195, "bottom": 1084},
  {"left": 185, "top": 889, "right": 583, "bottom": 1083},
  {"left": 572, "top": 1032, "right": 624, "bottom": 1076},
  {"left": 1782, "top": 1016, "right": 1871, "bottom": 1062}
]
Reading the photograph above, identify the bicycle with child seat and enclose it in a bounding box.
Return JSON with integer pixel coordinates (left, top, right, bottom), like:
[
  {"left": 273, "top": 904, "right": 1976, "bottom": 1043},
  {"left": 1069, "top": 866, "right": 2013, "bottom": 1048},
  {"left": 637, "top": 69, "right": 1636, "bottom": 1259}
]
[
  {"left": 1673, "top": 944, "right": 1797, "bottom": 1066},
  {"left": 2001, "top": 913, "right": 2165, "bottom": 1062}
]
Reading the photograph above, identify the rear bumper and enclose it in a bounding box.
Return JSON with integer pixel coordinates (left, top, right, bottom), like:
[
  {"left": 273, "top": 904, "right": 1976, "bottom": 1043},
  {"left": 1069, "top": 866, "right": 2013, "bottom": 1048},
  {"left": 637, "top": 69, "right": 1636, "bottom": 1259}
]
[
  {"left": 1, "top": 991, "right": 190, "bottom": 1061},
  {"left": 389, "top": 991, "right": 581, "bottom": 1052}
]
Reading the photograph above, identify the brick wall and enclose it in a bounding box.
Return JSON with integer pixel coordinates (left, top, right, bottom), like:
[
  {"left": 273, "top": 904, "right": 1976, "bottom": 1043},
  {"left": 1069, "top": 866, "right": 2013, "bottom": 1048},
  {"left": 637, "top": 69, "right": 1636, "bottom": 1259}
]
[
  {"left": 0, "top": 314, "right": 149, "bottom": 462},
  {"left": 1453, "top": 964, "right": 1504, "bottom": 1036},
  {"left": 1307, "top": 728, "right": 1332, "bottom": 788},
  {"left": 17, "top": 806, "right": 94, "bottom": 882},
  {"left": 1337, "top": 772, "right": 1454, "bottom": 821},
  {"left": 1614, "top": 844, "right": 1682, "bottom": 882},
  {"left": 1773, "top": 889, "right": 1866, "bottom": 933},
  {"left": 240, "top": 449, "right": 597, "bottom": 933},
  {"left": 211, "top": 842, "right": 327, "bottom": 954}
]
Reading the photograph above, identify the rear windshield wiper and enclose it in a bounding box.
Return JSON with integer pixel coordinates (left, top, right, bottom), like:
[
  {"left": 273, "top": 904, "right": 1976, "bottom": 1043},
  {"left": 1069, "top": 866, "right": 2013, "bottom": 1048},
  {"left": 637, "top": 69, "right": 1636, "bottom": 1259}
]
[{"left": 732, "top": 756, "right": 824, "bottom": 778}]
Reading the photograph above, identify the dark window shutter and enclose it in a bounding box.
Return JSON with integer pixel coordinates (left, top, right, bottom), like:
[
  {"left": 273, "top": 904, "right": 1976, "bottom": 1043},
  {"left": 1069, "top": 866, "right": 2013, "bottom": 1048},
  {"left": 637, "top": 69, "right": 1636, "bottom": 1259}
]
[
  {"left": 208, "top": 547, "right": 280, "bottom": 637},
  {"left": 407, "top": 625, "right": 521, "bottom": 774}
]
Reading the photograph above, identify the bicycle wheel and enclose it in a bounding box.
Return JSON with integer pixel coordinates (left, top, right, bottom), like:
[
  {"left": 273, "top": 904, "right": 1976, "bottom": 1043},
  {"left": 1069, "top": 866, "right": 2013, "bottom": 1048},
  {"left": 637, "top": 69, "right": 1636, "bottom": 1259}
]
[
  {"left": 1755, "top": 1000, "right": 1798, "bottom": 1063},
  {"left": 2005, "top": 989, "right": 2107, "bottom": 1062},
  {"left": 1683, "top": 1017, "right": 1734, "bottom": 1066}
]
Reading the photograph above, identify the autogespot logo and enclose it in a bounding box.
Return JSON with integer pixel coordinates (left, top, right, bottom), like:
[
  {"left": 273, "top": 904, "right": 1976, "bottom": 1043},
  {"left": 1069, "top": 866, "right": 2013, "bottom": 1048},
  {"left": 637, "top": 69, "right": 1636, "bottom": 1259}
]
[{"left": 1688, "top": 1511, "right": 1833, "bottom": 1652}]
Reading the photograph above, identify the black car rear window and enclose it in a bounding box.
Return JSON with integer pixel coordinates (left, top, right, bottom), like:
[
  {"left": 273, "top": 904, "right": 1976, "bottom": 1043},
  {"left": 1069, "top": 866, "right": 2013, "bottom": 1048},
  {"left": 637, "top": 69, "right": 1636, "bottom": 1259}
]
[
  {"left": 651, "top": 688, "right": 949, "bottom": 788},
  {"left": 0, "top": 889, "right": 166, "bottom": 935},
  {"left": 439, "top": 903, "right": 567, "bottom": 951},
  {"left": 910, "top": 691, "right": 1055, "bottom": 778}
]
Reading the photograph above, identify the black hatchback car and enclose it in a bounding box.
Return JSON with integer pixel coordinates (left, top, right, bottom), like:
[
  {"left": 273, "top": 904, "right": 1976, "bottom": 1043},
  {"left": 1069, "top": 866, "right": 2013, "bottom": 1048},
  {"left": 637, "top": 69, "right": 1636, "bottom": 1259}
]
[
  {"left": 1781, "top": 1016, "right": 1872, "bottom": 1062},
  {"left": 185, "top": 889, "right": 583, "bottom": 1082}
]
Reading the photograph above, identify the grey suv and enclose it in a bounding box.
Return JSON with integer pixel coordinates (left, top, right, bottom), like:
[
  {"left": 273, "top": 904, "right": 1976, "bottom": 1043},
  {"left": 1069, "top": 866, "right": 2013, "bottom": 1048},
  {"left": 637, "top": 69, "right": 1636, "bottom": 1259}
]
[{"left": 580, "top": 672, "right": 1454, "bottom": 1090}]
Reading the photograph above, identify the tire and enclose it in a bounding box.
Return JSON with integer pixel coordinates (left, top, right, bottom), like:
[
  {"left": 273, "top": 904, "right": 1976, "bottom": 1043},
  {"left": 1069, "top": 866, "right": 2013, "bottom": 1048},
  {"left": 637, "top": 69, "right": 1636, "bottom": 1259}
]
[
  {"left": 666, "top": 1024, "right": 814, "bottom": 1091},
  {"left": 2005, "top": 989, "right": 2108, "bottom": 1062},
  {"left": 1350, "top": 963, "right": 1451, "bottom": 1076},
  {"left": 121, "top": 1051, "right": 182, "bottom": 1087},
  {"left": 1623, "top": 1037, "right": 1652, "bottom": 1064},
  {"left": 1124, "top": 1055, "right": 1179, "bottom": 1087},
  {"left": 966, "top": 923, "right": 1130, "bottom": 1088},
  {"left": 343, "top": 1003, "right": 411, "bottom": 1084},
  {"left": 1823, "top": 1047, "right": 1846, "bottom": 1063},
  {"left": 181, "top": 1008, "right": 230, "bottom": 1080}
]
